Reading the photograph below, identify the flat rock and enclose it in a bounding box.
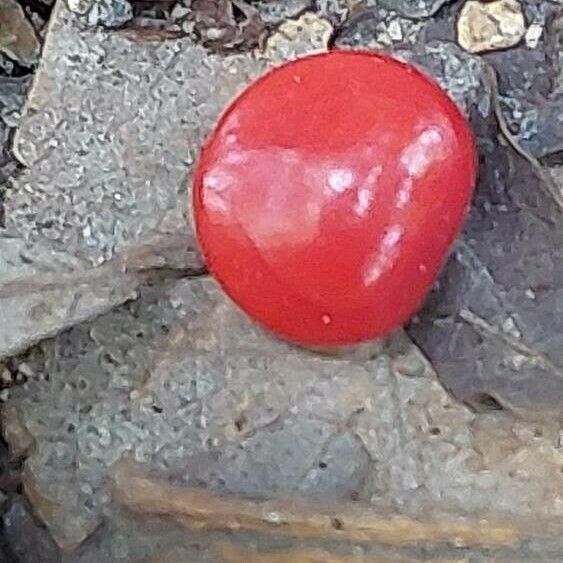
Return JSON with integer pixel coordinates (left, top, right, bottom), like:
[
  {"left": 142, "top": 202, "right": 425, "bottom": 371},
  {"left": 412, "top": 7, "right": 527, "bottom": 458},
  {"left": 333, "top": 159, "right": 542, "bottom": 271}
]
[
  {"left": 0, "top": 3, "right": 265, "bottom": 359},
  {"left": 7, "top": 276, "right": 563, "bottom": 553},
  {"left": 457, "top": 0, "right": 526, "bottom": 54}
]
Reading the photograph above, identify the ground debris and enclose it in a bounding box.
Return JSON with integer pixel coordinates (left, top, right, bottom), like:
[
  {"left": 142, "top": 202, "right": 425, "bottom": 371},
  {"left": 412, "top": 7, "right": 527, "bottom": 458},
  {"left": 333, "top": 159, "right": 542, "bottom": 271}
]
[{"left": 189, "top": 0, "right": 268, "bottom": 52}]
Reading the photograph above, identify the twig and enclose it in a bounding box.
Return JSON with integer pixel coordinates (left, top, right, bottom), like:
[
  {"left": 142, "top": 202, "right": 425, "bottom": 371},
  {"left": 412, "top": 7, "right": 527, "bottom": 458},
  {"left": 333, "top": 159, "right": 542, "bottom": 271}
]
[
  {"left": 112, "top": 460, "right": 525, "bottom": 548},
  {"left": 215, "top": 543, "right": 466, "bottom": 563},
  {"left": 484, "top": 64, "right": 563, "bottom": 211},
  {"left": 459, "top": 308, "right": 563, "bottom": 380}
]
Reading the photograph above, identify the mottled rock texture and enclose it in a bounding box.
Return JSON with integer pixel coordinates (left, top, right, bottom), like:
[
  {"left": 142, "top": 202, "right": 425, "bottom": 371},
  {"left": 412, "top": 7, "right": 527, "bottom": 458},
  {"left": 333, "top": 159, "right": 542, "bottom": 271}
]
[
  {"left": 0, "top": 3, "right": 264, "bottom": 359},
  {"left": 7, "top": 277, "right": 563, "bottom": 556}
]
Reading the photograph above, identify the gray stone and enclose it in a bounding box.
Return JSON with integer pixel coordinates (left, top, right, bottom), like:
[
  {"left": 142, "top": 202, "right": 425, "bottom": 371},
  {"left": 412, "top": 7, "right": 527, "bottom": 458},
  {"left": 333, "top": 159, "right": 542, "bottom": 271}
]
[
  {"left": 8, "top": 276, "right": 563, "bottom": 551},
  {"left": 0, "top": 76, "right": 30, "bottom": 185},
  {"left": 0, "top": 76, "right": 30, "bottom": 126},
  {"left": 0, "top": 3, "right": 265, "bottom": 359},
  {"left": 2, "top": 498, "right": 61, "bottom": 562},
  {"left": 67, "top": 0, "right": 95, "bottom": 17},
  {"left": 298, "top": 432, "right": 370, "bottom": 498},
  {"left": 315, "top": 0, "right": 356, "bottom": 24},
  {"left": 334, "top": 5, "right": 427, "bottom": 49},
  {"left": 1, "top": 402, "right": 34, "bottom": 459}
]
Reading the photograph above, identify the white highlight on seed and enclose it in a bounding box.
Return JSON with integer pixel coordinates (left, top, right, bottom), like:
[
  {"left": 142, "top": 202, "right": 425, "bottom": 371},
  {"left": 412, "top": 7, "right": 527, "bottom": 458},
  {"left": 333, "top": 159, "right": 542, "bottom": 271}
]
[
  {"left": 355, "top": 188, "right": 373, "bottom": 216},
  {"left": 202, "top": 168, "right": 233, "bottom": 212},
  {"left": 224, "top": 151, "right": 246, "bottom": 165},
  {"left": 354, "top": 165, "right": 383, "bottom": 217},
  {"left": 327, "top": 168, "right": 354, "bottom": 193},
  {"left": 395, "top": 178, "right": 414, "bottom": 209},
  {"left": 400, "top": 127, "right": 444, "bottom": 178},
  {"left": 364, "top": 224, "right": 404, "bottom": 286}
]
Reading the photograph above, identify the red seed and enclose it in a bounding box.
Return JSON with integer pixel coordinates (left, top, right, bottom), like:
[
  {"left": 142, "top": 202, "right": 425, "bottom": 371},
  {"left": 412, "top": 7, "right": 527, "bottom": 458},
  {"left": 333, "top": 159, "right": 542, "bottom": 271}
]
[{"left": 193, "top": 50, "right": 477, "bottom": 346}]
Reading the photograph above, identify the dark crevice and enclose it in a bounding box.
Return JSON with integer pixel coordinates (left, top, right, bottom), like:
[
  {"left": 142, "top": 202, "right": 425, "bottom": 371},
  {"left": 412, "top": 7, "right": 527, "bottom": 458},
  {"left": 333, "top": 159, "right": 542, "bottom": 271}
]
[
  {"left": 539, "top": 150, "right": 563, "bottom": 167},
  {"left": 0, "top": 54, "right": 35, "bottom": 78},
  {"left": 19, "top": 0, "right": 53, "bottom": 21},
  {"left": 465, "top": 393, "right": 505, "bottom": 413},
  {"left": 121, "top": 0, "right": 269, "bottom": 52}
]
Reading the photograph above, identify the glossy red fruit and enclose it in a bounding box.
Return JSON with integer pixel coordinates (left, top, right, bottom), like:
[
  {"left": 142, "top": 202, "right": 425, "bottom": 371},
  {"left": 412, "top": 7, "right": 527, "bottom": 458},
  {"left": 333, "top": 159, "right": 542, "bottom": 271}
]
[{"left": 193, "top": 50, "right": 477, "bottom": 346}]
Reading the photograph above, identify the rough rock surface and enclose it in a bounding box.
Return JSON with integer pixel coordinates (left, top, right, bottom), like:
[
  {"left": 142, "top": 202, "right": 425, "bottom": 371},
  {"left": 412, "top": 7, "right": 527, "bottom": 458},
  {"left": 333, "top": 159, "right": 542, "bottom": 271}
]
[
  {"left": 334, "top": 4, "right": 427, "bottom": 48},
  {"left": 0, "top": 3, "right": 265, "bottom": 359},
  {"left": 0, "top": 76, "right": 30, "bottom": 187},
  {"left": 66, "top": 0, "right": 132, "bottom": 27},
  {"left": 409, "top": 149, "right": 563, "bottom": 416},
  {"left": 7, "top": 276, "right": 563, "bottom": 557},
  {"left": 253, "top": 0, "right": 313, "bottom": 24},
  {"left": 405, "top": 30, "right": 563, "bottom": 416}
]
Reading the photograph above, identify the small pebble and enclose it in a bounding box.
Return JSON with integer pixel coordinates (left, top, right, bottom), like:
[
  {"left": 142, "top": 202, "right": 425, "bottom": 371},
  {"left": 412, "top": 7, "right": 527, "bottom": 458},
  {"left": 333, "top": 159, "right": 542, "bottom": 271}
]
[
  {"left": 457, "top": 0, "right": 526, "bottom": 53},
  {"left": 525, "top": 23, "right": 543, "bottom": 49}
]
